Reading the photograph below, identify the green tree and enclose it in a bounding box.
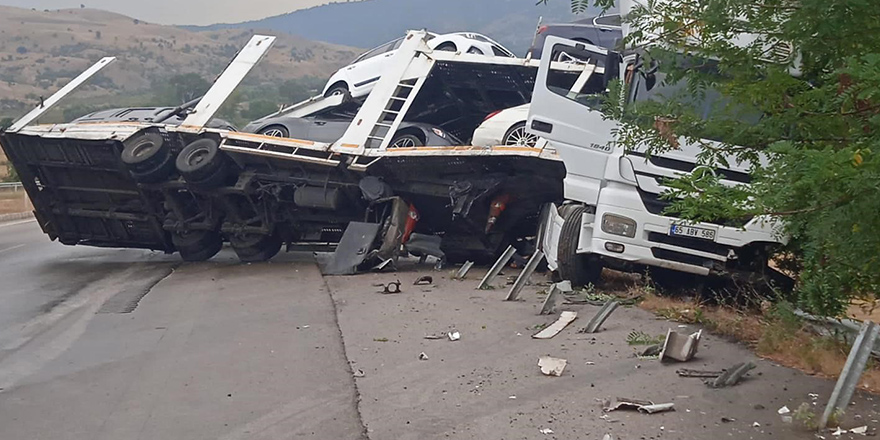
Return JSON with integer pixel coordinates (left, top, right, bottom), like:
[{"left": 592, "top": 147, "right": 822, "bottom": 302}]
[
  {"left": 152, "top": 73, "right": 211, "bottom": 106},
  {"left": 566, "top": 0, "right": 880, "bottom": 315},
  {"left": 239, "top": 99, "right": 280, "bottom": 122},
  {"left": 278, "top": 77, "right": 324, "bottom": 104},
  {"left": 0, "top": 117, "right": 13, "bottom": 131}
]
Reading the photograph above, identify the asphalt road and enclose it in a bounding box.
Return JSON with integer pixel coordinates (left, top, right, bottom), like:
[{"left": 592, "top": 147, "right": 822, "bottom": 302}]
[
  {"left": 0, "top": 220, "right": 366, "bottom": 440},
  {"left": 1, "top": 219, "right": 878, "bottom": 439}
]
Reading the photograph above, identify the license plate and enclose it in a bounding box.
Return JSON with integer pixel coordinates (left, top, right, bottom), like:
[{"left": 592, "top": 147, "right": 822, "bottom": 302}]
[{"left": 670, "top": 224, "right": 716, "bottom": 241}]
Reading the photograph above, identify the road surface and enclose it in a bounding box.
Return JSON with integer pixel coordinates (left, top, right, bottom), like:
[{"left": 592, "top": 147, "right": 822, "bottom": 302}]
[{"left": 0, "top": 219, "right": 877, "bottom": 439}]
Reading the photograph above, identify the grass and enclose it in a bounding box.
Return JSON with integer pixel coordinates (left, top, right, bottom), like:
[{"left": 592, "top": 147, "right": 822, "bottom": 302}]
[{"left": 599, "top": 269, "right": 880, "bottom": 394}]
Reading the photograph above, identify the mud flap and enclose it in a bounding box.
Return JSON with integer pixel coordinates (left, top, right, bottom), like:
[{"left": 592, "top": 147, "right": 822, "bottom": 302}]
[{"left": 323, "top": 222, "right": 381, "bottom": 275}]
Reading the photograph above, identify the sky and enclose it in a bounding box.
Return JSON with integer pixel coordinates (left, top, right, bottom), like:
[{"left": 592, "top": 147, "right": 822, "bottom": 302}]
[{"left": 0, "top": 0, "right": 333, "bottom": 25}]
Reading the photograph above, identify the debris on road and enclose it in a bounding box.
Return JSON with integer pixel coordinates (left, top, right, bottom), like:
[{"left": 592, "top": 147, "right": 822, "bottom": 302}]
[
  {"left": 676, "top": 368, "right": 723, "bottom": 378},
  {"left": 832, "top": 427, "right": 846, "bottom": 436},
  {"left": 509, "top": 395, "right": 517, "bottom": 399},
  {"left": 539, "top": 428, "right": 554, "bottom": 434},
  {"left": 603, "top": 434, "right": 614, "bottom": 440},
  {"left": 753, "top": 422, "right": 761, "bottom": 427},
  {"left": 533, "top": 311, "right": 578, "bottom": 339},
  {"left": 454, "top": 261, "right": 474, "bottom": 280},
  {"left": 413, "top": 276, "right": 433, "bottom": 285},
  {"left": 639, "top": 344, "right": 663, "bottom": 359},
  {"left": 447, "top": 331, "right": 461, "bottom": 341},
  {"left": 418, "top": 352, "right": 429, "bottom": 361},
  {"left": 381, "top": 280, "right": 402, "bottom": 294},
  {"left": 353, "top": 369, "right": 366, "bottom": 378},
  {"left": 659, "top": 329, "right": 702, "bottom": 362},
  {"left": 538, "top": 356, "right": 567, "bottom": 376},
  {"left": 579, "top": 300, "right": 619, "bottom": 334},
  {"left": 705, "top": 362, "right": 756, "bottom": 388},
  {"left": 605, "top": 398, "right": 675, "bottom": 414},
  {"left": 778, "top": 405, "right": 791, "bottom": 415},
  {"left": 851, "top": 426, "right": 868, "bottom": 435},
  {"left": 423, "top": 334, "right": 444, "bottom": 340},
  {"left": 721, "top": 417, "right": 736, "bottom": 423}
]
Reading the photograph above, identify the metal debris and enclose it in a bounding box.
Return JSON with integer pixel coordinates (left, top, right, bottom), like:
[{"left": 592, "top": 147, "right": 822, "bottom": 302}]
[
  {"left": 447, "top": 331, "right": 461, "bottom": 341},
  {"left": 373, "top": 258, "right": 395, "bottom": 272},
  {"left": 851, "top": 426, "right": 868, "bottom": 435},
  {"left": 504, "top": 250, "right": 544, "bottom": 301},
  {"left": 676, "top": 368, "right": 723, "bottom": 378},
  {"left": 539, "top": 428, "right": 554, "bottom": 435},
  {"left": 605, "top": 398, "right": 674, "bottom": 414},
  {"left": 753, "top": 422, "right": 761, "bottom": 428},
  {"left": 353, "top": 369, "right": 366, "bottom": 378},
  {"left": 659, "top": 329, "right": 703, "bottom": 362},
  {"left": 413, "top": 276, "right": 433, "bottom": 285},
  {"left": 423, "top": 334, "right": 444, "bottom": 340},
  {"left": 639, "top": 344, "right": 663, "bottom": 358},
  {"left": 454, "top": 261, "right": 475, "bottom": 280},
  {"left": 418, "top": 352, "right": 429, "bottom": 360},
  {"left": 477, "top": 245, "right": 516, "bottom": 290},
  {"left": 705, "top": 362, "right": 756, "bottom": 388},
  {"left": 832, "top": 427, "right": 847, "bottom": 436},
  {"left": 579, "top": 300, "right": 619, "bottom": 333},
  {"left": 778, "top": 406, "right": 791, "bottom": 415},
  {"left": 538, "top": 356, "right": 567, "bottom": 376},
  {"left": 379, "top": 280, "right": 402, "bottom": 294},
  {"left": 533, "top": 311, "right": 578, "bottom": 339},
  {"left": 821, "top": 320, "right": 880, "bottom": 428}
]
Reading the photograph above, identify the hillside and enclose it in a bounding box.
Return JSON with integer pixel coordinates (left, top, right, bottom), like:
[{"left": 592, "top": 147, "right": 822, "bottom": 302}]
[
  {"left": 189, "top": 0, "right": 604, "bottom": 56},
  {"left": 0, "top": 6, "right": 358, "bottom": 120}
]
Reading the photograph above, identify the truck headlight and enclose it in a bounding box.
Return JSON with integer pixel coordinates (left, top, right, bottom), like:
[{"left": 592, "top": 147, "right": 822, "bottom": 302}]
[{"left": 601, "top": 214, "right": 637, "bottom": 238}]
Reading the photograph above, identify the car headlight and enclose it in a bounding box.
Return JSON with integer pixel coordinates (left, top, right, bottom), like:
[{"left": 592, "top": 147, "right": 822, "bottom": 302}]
[
  {"left": 601, "top": 214, "right": 637, "bottom": 238},
  {"left": 431, "top": 128, "right": 446, "bottom": 138}
]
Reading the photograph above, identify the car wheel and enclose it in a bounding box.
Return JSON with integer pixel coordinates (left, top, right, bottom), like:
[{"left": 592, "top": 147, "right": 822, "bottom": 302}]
[
  {"left": 230, "top": 233, "right": 282, "bottom": 262},
  {"left": 435, "top": 42, "right": 457, "bottom": 52},
  {"left": 557, "top": 205, "right": 602, "bottom": 287},
  {"left": 324, "top": 83, "right": 348, "bottom": 97},
  {"left": 389, "top": 133, "right": 423, "bottom": 148},
  {"left": 259, "top": 125, "right": 289, "bottom": 138},
  {"left": 172, "top": 229, "right": 223, "bottom": 262},
  {"left": 176, "top": 138, "right": 230, "bottom": 188},
  {"left": 502, "top": 122, "right": 538, "bottom": 147}
]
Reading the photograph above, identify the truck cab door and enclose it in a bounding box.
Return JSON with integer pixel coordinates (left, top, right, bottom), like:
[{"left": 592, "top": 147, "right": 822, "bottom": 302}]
[{"left": 528, "top": 36, "right": 621, "bottom": 205}]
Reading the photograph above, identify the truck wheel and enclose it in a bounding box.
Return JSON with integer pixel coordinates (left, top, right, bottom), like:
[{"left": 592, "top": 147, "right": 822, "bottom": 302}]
[
  {"left": 172, "top": 229, "right": 223, "bottom": 262},
  {"left": 557, "top": 205, "right": 602, "bottom": 287},
  {"left": 122, "top": 132, "right": 167, "bottom": 172},
  {"left": 129, "top": 152, "right": 175, "bottom": 183},
  {"left": 176, "top": 138, "right": 229, "bottom": 187},
  {"left": 231, "top": 233, "right": 282, "bottom": 263}
]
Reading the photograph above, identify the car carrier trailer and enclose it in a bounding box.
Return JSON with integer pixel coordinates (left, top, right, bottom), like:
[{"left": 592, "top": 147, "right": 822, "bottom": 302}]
[{"left": 0, "top": 32, "right": 594, "bottom": 269}]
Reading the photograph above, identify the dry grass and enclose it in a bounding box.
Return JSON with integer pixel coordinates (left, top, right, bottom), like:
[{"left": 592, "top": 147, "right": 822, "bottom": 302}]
[
  {"left": 605, "top": 271, "right": 880, "bottom": 393},
  {"left": 0, "top": 191, "right": 31, "bottom": 215}
]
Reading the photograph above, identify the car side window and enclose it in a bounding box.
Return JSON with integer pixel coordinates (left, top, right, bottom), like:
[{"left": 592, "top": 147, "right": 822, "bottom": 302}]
[
  {"left": 354, "top": 40, "right": 398, "bottom": 63},
  {"left": 467, "top": 46, "right": 485, "bottom": 55},
  {"left": 491, "top": 45, "right": 509, "bottom": 57}
]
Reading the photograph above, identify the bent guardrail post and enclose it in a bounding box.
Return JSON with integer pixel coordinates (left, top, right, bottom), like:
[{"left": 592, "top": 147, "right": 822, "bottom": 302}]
[
  {"left": 477, "top": 245, "right": 516, "bottom": 290},
  {"left": 820, "top": 320, "right": 880, "bottom": 428},
  {"left": 505, "top": 250, "right": 544, "bottom": 301}
]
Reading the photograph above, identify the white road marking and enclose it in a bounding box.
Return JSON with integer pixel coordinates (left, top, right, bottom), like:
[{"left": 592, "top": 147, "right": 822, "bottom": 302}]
[
  {"left": 0, "top": 244, "right": 25, "bottom": 254},
  {"left": 0, "top": 219, "right": 36, "bottom": 229}
]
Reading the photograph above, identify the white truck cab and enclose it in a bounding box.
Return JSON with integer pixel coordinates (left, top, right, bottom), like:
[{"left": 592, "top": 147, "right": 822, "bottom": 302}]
[{"left": 528, "top": 36, "right": 786, "bottom": 287}]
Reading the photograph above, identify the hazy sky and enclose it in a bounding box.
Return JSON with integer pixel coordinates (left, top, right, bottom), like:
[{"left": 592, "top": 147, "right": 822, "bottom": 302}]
[{"left": 0, "top": 0, "right": 333, "bottom": 25}]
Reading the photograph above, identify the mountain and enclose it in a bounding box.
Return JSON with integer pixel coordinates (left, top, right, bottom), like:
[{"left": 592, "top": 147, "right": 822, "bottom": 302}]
[
  {"left": 0, "top": 6, "right": 359, "bottom": 120},
  {"left": 188, "top": 0, "right": 605, "bottom": 55}
]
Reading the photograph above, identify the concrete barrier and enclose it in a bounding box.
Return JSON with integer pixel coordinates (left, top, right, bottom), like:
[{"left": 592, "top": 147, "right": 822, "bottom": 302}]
[{"left": 0, "top": 211, "right": 34, "bottom": 223}]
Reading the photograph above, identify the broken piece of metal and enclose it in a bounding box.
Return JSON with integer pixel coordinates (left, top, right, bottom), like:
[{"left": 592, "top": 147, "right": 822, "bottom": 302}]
[
  {"left": 539, "top": 283, "right": 564, "bottom": 315},
  {"left": 639, "top": 344, "right": 663, "bottom": 358},
  {"left": 676, "top": 368, "right": 723, "bottom": 378},
  {"left": 533, "top": 311, "right": 578, "bottom": 339},
  {"left": 659, "top": 329, "right": 703, "bottom": 362},
  {"left": 454, "top": 261, "right": 475, "bottom": 280},
  {"left": 538, "top": 356, "right": 567, "bottom": 376},
  {"left": 504, "top": 250, "right": 544, "bottom": 301},
  {"left": 353, "top": 369, "right": 366, "bottom": 378},
  {"left": 705, "top": 362, "right": 756, "bottom": 388},
  {"left": 373, "top": 258, "right": 395, "bottom": 272},
  {"left": 418, "top": 352, "right": 429, "bottom": 360},
  {"left": 579, "top": 300, "right": 620, "bottom": 333},
  {"left": 477, "top": 245, "right": 516, "bottom": 290},
  {"left": 413, "top": 276, "right": 433, "bottom": 285},
  {"left": 323, "top": 222, "right": 381, "bottom": 275},
  {"left": 605, "top": 398, "right": 674, "bottom": 414},
  {"left": 381, "top": 280, "right": 402, "bottom": 294},
  {"left": 447, "top": 331, "right": 461, "bottom": 341},
  {"left": 821, "top": 320, "right": 880, "bottom": 428}
]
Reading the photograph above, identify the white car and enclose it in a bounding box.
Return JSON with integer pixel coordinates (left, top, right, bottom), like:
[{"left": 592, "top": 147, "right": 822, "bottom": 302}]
[
  {"left": 471, "top": 104, "right": 539, "bottom": 147},
  {"left": 322, "top": 32, "right": 516, "bottom": 98}
]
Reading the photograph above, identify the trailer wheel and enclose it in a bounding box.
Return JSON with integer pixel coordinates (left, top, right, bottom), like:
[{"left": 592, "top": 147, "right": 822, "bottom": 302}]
[
  {"left": 557, "top": 205, "right": 602, "bottom": 287},
  {"left": 122, "top": 132, "right": 168, "bottom": 172},
  {"left": 172, "top": 229, "right": 223, "bottom": 262},
  {"left": 176, "top": 138, "right": 229, "bottom": 188},
  {"left": 231, "top": 233, "right": 282, "bottom": 262}
]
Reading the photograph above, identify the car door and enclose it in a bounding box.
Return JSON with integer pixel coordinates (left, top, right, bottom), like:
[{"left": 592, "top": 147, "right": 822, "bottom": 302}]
[
  {"left": 345, "top": 38, "right": 402, "bottom": 93},
  {"left": 528, "top": 36, "right": 621, "bottom": 204},
  {"left": 305, "top": 116, "right": 350, "bottom": 143}
]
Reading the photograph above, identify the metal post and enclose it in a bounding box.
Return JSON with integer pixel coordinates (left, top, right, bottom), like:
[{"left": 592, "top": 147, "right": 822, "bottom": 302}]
[
  {"left": 539, "top": 283, "right": 561, "bottom": 315},
  {"left": 580, "top": 300, "right": 620, "bottom": 333},
  {"left": 455, "top": 261, "right": 475, "bottom": 280},
  {"left": 820, "top": 320, "right": 880, "bottom": 428},
  {"left": 477, "top": 245, "right": 516, "bottom": 290},
  {"left": 505, "top": 250, "right": 544, "bottom": 301}
]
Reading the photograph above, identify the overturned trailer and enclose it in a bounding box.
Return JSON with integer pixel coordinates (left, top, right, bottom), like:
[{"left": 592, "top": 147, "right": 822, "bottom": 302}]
[{"left": 0, "top": 32, "right": 582, "bottom": 267}]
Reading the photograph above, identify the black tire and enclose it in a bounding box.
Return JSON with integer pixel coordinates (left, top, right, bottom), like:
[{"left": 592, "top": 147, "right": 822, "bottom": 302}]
[
  {"left": 258, "top": 125, "right": 289, "bottom": 138},
  {"left": 324, "top": 83, "right": 348, "bottom": 97},
  {"left": 231, "top": 233, "right": 282, "bottom": 263},
  {"left": 129, "top": 150, "right": 175, "bottom": 183},
  {"left": 172, "top": 229, "right": 223, "bottom": 262},
  {"left": 388, "top": 133, "right": 424, "bottom": 148},
  {"left": 176, "top": 138, "right": 228, "bottom": 186},
  {"left": 502, "top": 122, "right": 538, "bottom": 147},
  {"left": 435, "top": 42, "right": 457, "bottom": 52},
  {"left": 122, "top": 132, "right": 168, "bottom": 173},
  {"left": 557, "top": 205, "right": 602, "bottom": 287}
]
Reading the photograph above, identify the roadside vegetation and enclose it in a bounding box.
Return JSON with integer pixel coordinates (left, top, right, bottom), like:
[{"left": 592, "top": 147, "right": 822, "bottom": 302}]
[{"left": 567, "top": 0, "right": 880, "bottom": 317}]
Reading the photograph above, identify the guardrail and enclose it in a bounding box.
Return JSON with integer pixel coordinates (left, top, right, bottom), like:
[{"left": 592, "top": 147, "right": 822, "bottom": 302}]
[{"left": 0, "top": 182, "right": 32, "bottom": 216}]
